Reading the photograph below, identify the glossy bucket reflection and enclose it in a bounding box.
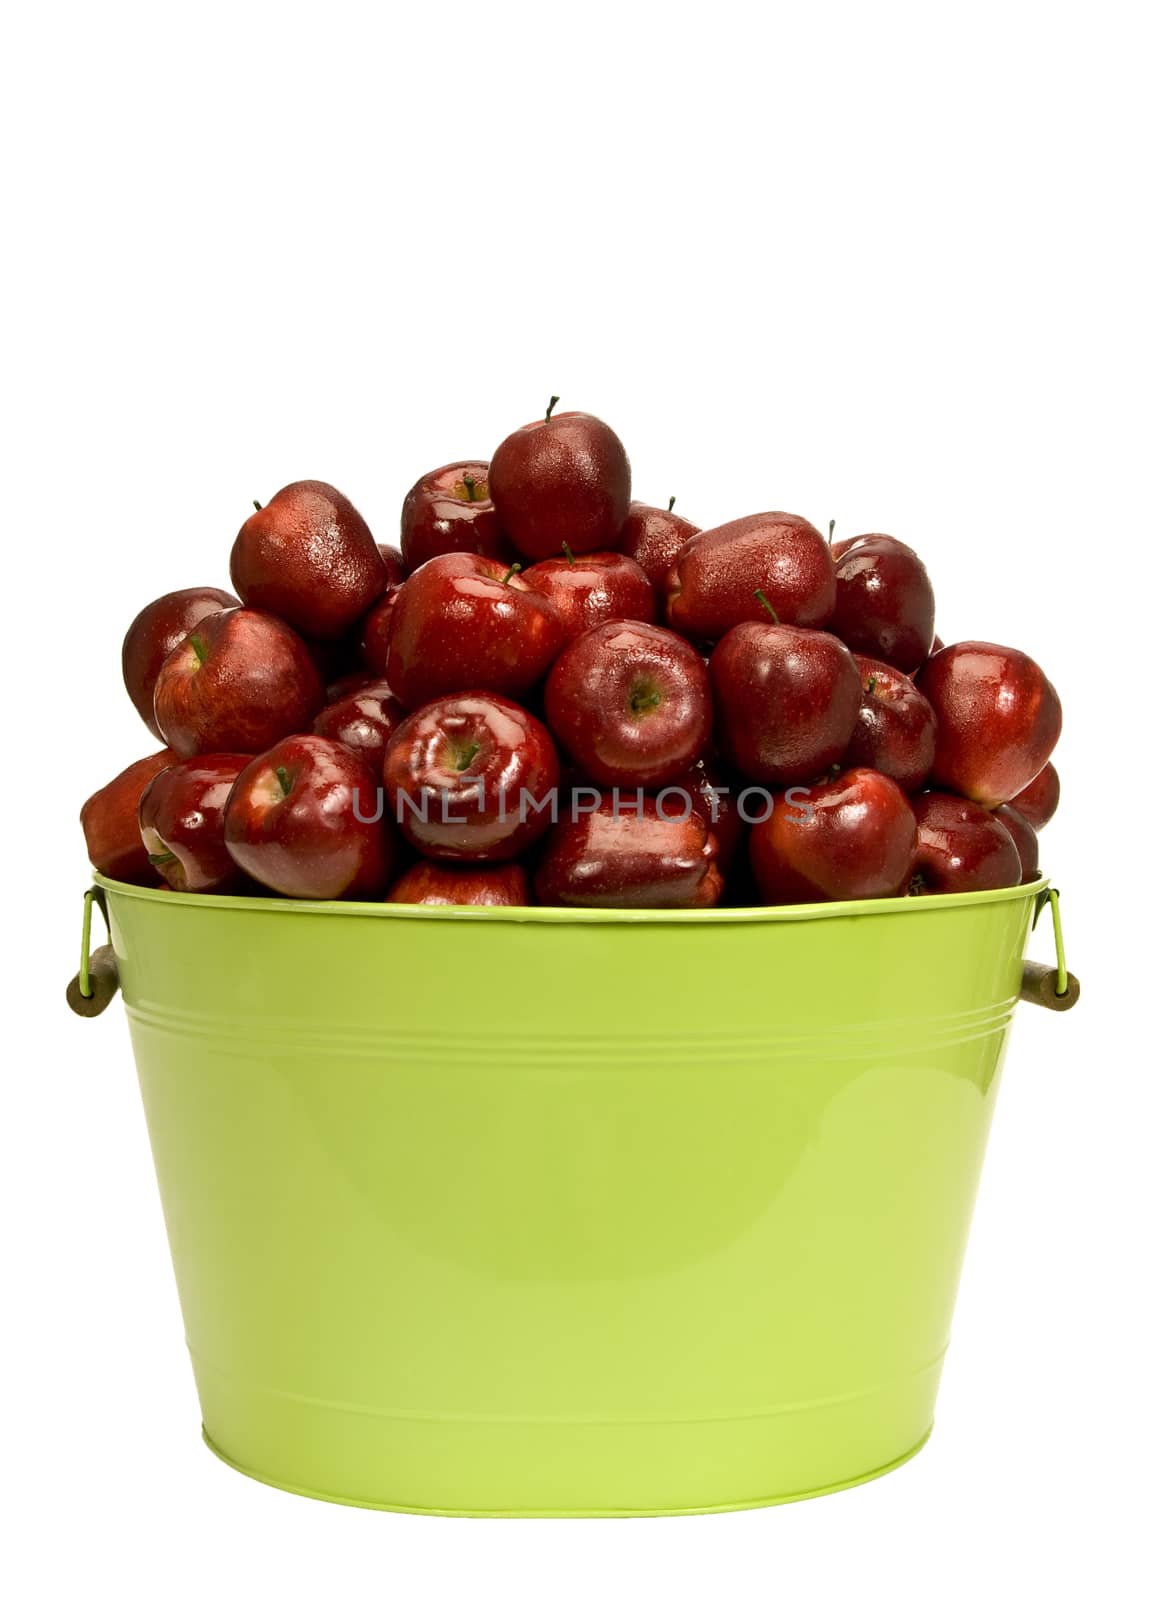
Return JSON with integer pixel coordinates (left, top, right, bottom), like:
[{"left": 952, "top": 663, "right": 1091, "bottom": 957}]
[{"left": 97, "top": 873, "right": 1043, "bottom": 1515}]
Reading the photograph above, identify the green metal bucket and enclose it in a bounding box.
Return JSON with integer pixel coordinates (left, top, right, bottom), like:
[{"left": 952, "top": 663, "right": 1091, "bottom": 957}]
[{"left": 71, "top": 873, "right": 1075, "bottom": 1516}]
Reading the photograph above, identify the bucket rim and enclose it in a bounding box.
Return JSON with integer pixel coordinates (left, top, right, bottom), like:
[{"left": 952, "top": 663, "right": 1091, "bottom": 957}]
[{"left": 93, "top": 871, "right": 1049, "bottom": 927}]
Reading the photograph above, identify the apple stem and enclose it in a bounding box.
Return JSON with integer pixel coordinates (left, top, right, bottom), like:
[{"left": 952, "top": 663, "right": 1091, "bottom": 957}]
[
  {"left": 866, "top": 674, "right": 878, "bottom": 696},
  {"left": 501, "top": 563, "right": 523, "bottom": 586},
  {"left": 753, "top": 588, "right": 780, "bottom": 624},
  {"left": 828, "top": 519, "right": 835, "bottom": 544},
  {"left": 189, "top": 632, "right": 208, "bottom": 665},
  {"left": 545, "top": 395, "right": 560, "bottom": 423},
  {"left": 253, "top": 499, "right": 263, "bottom": 512},
  {"left": 668, "top": 496, "right": 677, "bottom": 512},
  {"left": 462, "top": 474, "right": 477, "bottom": 503},
  {"left": 561, "top": 541, "right": 576, "bottom": 567},
  {"left": 275, "top": 765, "right": 293, "bottom": 798},
  {"left": 148, "top": 850, "right": 177, "bottom": 868}
]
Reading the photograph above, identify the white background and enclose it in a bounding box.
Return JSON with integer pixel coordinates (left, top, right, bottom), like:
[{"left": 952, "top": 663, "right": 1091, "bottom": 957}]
[{"left": 3, "top": 2, "right": 1154, "bottom": 1595}]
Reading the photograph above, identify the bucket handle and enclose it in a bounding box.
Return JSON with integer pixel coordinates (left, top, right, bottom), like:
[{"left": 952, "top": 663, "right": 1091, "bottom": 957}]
[
  {"left": 1020, "top": 887, "right": 1079, "bottom": 1011},
  {"left": 66, "top": 886, "right": 120, "bottom": 1018}
]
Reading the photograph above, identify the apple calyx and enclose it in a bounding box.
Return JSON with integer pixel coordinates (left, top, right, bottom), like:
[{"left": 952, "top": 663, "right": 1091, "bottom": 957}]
[
  {"left": 545, "top": 395, "right": 560, "bottom": 423},
  {"left": 753, "top": 588, "right": 780, "bottom": 624}
]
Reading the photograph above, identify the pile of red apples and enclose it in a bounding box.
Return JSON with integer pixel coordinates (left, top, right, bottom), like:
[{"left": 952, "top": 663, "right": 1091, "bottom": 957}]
[{"left": 81, "top": 402, "right": 1062, "bottom": 910}]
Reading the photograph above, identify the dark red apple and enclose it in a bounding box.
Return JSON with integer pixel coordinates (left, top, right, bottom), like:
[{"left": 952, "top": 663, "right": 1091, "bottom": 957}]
[
  {"left": 844, "top": 655, "right": 937, "bottom": 792},
  {"left": 383, "top": 693, "right": 559, "bottom": 862},
  {"left": 230, "top": 480, "right": 387, "bottom": 640},
  {"left": 710, "top": 619, "right": 860, "bottom": 784},
  {"left": 224, "top": 735, "right": 393, "bottom": 899},
  {"left": 489, "top": 400, "right": 631, "bottom": 560},
  {"left": 400, "top": 461, "right": 512, "bottom": 569},
  {"left": 153, "top": 608, "right": 324, "bottom": 758},
  {"left": 384, "top": 552, "right": 565, "bottom": 708},
  {"left": 544, "top": 620, "right": 711, "bottom": 788},
  {"left": 617, "top": 499, "right": 700, "bottom": 589},
  {"left": 916, "top": 642, "right": 1062, "bottom": 806},
  {"left": 1009, "top": 761, "right": 1060, "bottom": 830},
  {"left": 80, "top": 750, "right": 176, "bottom": 884},
  {"left": 750, "top": 769, "right": 917, "bottom": 904},
  {"left": 522, "top": 547, "right": 655, "bottom": 641},
  {"left": 535, "top": 793, "right": 723, "bottom": 909},
  {"left": 682, "top": 757, "right": 745, "bottom": 870},
  {"left": 993, "top": 803, "right": 1040, "bottom": 884},
  {"left": 122, "top": 587, "right": 238, "bottom": 737},
  {"left": 909, "top": 791, "right": 1022, "bottom": 894},
  {"left": 324, "top": 670, "right": 374, "bottom": 704},
  {"left": 667, "top": 513, "right": 836, "bottom": 640},
  {"left": 377, "top": 543, "right": 408, "bottom": 588},
  {"left": 830, "top": 533, "right": 935, "bottom": 672},
  {"left": 386, "top": 861, "right": 529, "bottom": 906},
  {"left": 312, "top": 680, "right": 404, "bottom": 768},
  {"left": 138, "top": 754, "right": 251, "bottom": 892}
]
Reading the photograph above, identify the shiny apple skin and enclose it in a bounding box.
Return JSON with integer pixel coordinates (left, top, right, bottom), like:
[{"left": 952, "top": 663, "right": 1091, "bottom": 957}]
[
  {"left": 224, "top": 735, "right": 393, "bottom": 900},
  {"left": 830, "top": 533, "right": 936, "bottom": 672},
  {"left": 400, "top": 461, "right": 513, "bottom": 570},
  {"left": 230, "top": 480, "right": 387, "bottom": 640},
  {"left": 138, "top": 754, "right": 251, "bottom": 892},
  {"left": 993, "top": 803, "right": 1040, "bottom": 884},
  {"left": 535, "top": 794, "right": 723, "bottom": 909},
  {"left": 544, "top": 620, "right": 711, "bottom": 788},
  {"left": 910, "top": 791, "right": 1021, "bottom": 894},
  {"left": 710, "top": 622, "right": 860, "bottom": 785},
  {"left": 749, "top": 769, "right": 917, "bottom": 904},
  {"left": 916, "top": 641, "right": 1062, "bottom": 807},
  {"left": 522, "top": 551, "right": 656, "bottom": 642},
  {"left": 489, "top": 410, "right": 631, "bottom": 561},
  {"left": 844, "top": 654, "right": 937, "bottom": 792},
  {"left": 667, "top": 512, "right": 836, "bottom": 640},
  {"left": 386, "top": 861, "right": 529, "bottom": 906},
  {"left": 80, "top": 750, "right": 177, "bottom": 884},
  {"left": 1009, "top": 760, "right": 1060, "bottom": 830},
  {"left": 383, "top": 693, "right": 560, "bottom": 863},
  {"left": 313, "top": 680, "right": 404, "bottom": 768},
  {"left": 617, "top": 500, "right": 701, "bottom": 590},
  {"left": 384, "top": 552, "right": 565, "bottom": 708},
  {"left": 153, "top": 607, "right": 324, "bottom": 758},
  {"left": 683, "top": 756, "right": 746, "bottom": 870},
  {"left": 122, "top": 587, "right": 238, "bottom": 737}
]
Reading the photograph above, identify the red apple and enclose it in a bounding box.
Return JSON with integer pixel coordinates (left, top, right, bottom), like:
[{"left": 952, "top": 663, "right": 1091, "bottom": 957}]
[
  {"left": 224, "top": 735, "right": 394, "bottom": 899},
  {"left": 400, "top": 461, "right": 512, "bottom": 569},
  {"left": 1009, "top": 761, "right": 1060, "bottom": 830},
  {"left": 138, "top": 754, "right": 251, "bottom": 892},
  {"left": 230, "top": 480, "right": 387, "bottom": 640},
  {"left": 324, "top": 670, "right": 374, "bottom": 704},
  {"left": 386, "top": 861, "right": 529, "bottom": 906},
  {"left": 617, "top": 499, "right": 700, "bottom": 589},
  {"left": 154, "top": 607, "right": 324, "bottom": 757},
  {"left": 992, "top": 803, "right": 1040, "bottom": 884},
  {"left": 710, "top": 619, "right": 860, "bottom": 784},
  {"left": 312, "top": 679, "right": 404, "bottom": 768},
  {"left": 122, "top": 587, "right": 238, "bottom": 737},
  {"left": 377, "top": 543, "right": 408, "bottom": 588},
  {"left": 909, "top": 791, "right": 1022, "bottom": 894},
  {"left": 80, "top": 750, "right": 176, "bottom": 884},
  {"left": 844, "top": 654, "right": 937, "bottom": 792},
  {"left": 831, "top": 533, "right": 935, "bottom": 672},
  {"left": 544, "top": 620, "right": 711, "bottom": 788},
  {"left": 489, "top": 400, "right": 631, "bottom": 560},
  {"left": 667, "top": 513, "right": 836, "bottom": 640},
  {"left": 535, "top": 793, "right": 723, "bottom": 909},
  {"left": 522, "top": 547, "right": 656, "bottom": 642},
  {"left": 749, "top": 769, "right": 917, "bottom": 904},
  {"left": 916, "top": 641, "right": 1062, "bottom": 806},
  {"left": 682, "top": 757, "right": 746, "bottom": 870},
  {"left": 384, "top": 552, "right": 565, "bottom": 708},
  {"left": 383, "top": 693, "right": 560, "bottom": 862}
]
